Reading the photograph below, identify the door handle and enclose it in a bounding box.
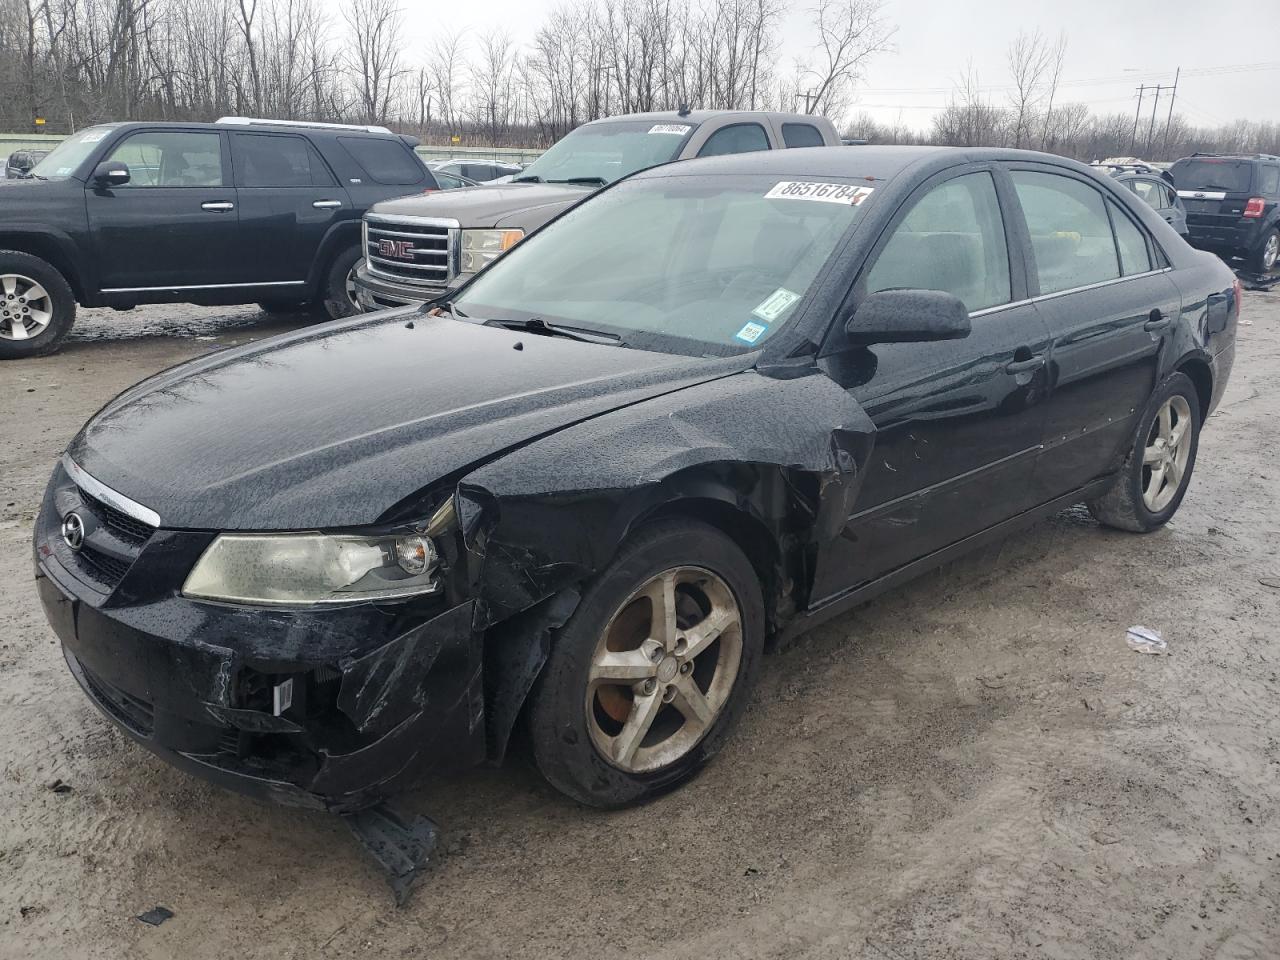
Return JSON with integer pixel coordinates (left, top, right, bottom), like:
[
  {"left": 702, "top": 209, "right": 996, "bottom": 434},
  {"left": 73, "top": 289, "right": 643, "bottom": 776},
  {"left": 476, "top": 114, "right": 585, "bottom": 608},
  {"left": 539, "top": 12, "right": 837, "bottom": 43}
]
[
  {"left": 1144, "top": 309, "right": 1171, "bottom": 331},
  {"left": 1005, "top": 354, "right": 1045, "bottom": 374},
  {"left": 201, "top": 201, "right": 235, "bottom": 212},
  {"left": 312, "top": 200, "right": 343, "bottom": 209}
]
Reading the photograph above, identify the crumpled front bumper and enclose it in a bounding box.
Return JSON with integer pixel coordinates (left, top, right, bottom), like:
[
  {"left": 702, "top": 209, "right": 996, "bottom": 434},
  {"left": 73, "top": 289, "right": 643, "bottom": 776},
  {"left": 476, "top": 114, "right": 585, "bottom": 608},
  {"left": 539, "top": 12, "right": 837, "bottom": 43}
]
[{"left": 34, "top": 470, "right": 486, "bottom": 813}]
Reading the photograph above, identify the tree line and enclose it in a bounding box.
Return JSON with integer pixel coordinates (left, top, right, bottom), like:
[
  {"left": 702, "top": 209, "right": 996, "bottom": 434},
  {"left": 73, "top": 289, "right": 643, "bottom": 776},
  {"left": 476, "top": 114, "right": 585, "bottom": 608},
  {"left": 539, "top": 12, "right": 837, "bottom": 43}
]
[{"left": 0, "top": 0, "right": 1274, "bottom": 161}]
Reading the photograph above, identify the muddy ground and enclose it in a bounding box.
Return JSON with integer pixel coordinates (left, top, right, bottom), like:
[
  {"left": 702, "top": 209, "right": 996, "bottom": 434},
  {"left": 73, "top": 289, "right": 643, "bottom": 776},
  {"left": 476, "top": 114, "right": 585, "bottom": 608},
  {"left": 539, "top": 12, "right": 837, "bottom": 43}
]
[{"left": 1, "top": 294, "right": 1278, "bottom": 960}]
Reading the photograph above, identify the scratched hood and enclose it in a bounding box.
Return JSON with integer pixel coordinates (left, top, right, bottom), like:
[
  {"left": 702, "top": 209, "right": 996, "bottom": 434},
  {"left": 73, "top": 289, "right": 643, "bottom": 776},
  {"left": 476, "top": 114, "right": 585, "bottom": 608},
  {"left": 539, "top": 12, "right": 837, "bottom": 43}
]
[{"left": 68, "top": 311, "right": 748, "bottom": 530}]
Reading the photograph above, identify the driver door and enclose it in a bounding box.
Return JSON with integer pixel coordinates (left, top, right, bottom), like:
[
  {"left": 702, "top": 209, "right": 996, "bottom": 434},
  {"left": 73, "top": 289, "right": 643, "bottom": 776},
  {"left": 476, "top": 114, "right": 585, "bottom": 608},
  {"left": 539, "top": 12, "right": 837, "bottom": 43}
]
[
  {"left": 811, "top": 166, "right": 1053, "bottom": 601},
  {"left": 86, "top": 129, "right": 240, "bottom": 292}
]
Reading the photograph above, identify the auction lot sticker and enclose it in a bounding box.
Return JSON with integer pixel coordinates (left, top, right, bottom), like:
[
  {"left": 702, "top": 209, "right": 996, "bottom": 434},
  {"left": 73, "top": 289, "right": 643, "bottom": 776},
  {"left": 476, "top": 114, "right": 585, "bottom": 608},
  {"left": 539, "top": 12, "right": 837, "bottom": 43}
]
[
  {"left": 649, "top": 124, "right": 692, "bottom": 135},
  {"left": 765, "top": 181, "right": 874, "bottom": 205}
]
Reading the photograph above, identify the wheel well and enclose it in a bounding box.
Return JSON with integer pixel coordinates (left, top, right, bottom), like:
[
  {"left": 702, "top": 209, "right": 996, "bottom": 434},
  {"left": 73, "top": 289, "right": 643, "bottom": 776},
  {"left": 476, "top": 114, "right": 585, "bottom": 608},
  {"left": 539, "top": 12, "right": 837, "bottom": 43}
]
[
  {"left": 1176, "top": 358, "right": 1213, "bottom": 419},
  {"left": 0, "top": 235, "right": 84, "bottom": 301}
]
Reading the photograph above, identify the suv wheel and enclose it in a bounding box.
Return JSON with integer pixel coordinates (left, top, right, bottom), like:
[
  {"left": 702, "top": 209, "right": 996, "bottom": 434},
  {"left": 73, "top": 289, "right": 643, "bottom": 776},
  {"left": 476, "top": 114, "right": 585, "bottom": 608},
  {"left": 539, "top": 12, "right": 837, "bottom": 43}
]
[
  {"left": 319, "top": 246, "right": 363, "bottom": 320},
  {"left": 1250, "top": 228, "right": 1279, "bottom": 274},
  {"left": 0, "top": 251, "right": 76, "bottom": 359},
  {"left": 527, "top": 520, "right": 765, "bottom": 808}
]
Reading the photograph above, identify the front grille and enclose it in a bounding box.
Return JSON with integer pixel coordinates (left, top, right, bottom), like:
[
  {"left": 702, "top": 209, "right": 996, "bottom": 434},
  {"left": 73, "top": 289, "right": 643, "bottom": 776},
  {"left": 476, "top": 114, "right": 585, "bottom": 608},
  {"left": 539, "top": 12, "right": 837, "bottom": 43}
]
[
  {"left": 365, "top": 216, "right": 456, "bottom": 287},
  {"left": 80, "top": 661, "right": 155, "bottom": 736},
  {"left": 77, "top": 544, "right": 133, "bottom": 584},
  {"left": 81, "top": 490, "right": 155, "bottom": 543},
  {"left": 48, "top": 461, "right": 157, "bottom": 592}
]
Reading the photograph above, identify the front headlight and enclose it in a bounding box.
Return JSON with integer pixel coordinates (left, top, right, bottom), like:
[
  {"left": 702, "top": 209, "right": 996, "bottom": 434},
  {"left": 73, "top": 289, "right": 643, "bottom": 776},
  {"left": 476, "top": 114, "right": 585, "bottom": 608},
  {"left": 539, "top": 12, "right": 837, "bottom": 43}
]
[
  {"left": 460, "top": 228, "right": 523, "bottom": 273},
  {"left": 183, "top": 532, "right": 441, "bottom": 606}
]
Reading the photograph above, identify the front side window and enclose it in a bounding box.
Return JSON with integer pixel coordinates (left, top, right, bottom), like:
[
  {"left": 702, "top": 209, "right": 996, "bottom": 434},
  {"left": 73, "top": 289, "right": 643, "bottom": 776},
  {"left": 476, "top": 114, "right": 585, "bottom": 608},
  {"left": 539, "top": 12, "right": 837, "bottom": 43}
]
[
  {"left": 106, "top": 131, "right": 223, "bottom": 187},
  {"left": 782, "top": 123, "right": 825, "bottom": 148},
  {"left": 863, "top": 172, "right": 1011, "bottom": 313},
  {"left": 234, "top": 133, "right": 333, "bottom": 187},
  {"left": 1012, "top": 171, "right": 1120, "bottom": 294},
  {"left": 455, "top": 174, "right": 871, "bottom": 356},
  {"left": 1109, "top": 200, "right": 1153, "bottom": 276},
  {"left": 516, "top": 120, "right": 696, "bottom": 186},
  {"left": 338, "top": 137, "right": 424, "bottom": 186},
  {"left": 697, "top": 123, "right": 771, "bottom": 158}
]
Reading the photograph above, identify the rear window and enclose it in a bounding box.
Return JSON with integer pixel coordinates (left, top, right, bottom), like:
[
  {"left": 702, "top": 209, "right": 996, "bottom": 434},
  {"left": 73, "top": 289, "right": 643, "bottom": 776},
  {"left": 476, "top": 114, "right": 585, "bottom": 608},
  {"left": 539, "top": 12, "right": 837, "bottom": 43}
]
[
  {"left": 338, "top": 137, "right": 425, "bottom": 186},
  {"left": 1171, "top": 159, "right": 1254, "bottom": 194}
]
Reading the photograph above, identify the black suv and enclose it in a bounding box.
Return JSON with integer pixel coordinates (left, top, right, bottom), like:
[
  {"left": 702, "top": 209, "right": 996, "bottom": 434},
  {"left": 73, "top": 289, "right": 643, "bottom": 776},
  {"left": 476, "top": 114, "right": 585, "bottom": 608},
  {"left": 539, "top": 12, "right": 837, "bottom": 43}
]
[
  {"left": 0, "top": 118, "right": 438, "bottom": 359},
  {"left": 1170, "top": 153, "right": 1280, "bottom": 273},
  {"left": 6, "top": 149, "right": 51, "bottom": 179}
]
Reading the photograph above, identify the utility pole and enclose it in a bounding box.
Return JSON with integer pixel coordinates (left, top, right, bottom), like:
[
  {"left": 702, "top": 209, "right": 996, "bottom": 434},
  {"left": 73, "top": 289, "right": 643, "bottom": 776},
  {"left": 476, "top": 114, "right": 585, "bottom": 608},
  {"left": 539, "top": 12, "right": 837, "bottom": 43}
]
[
  {"left": 1146, "top": 84, "right": 1162, "bottom": 154},
  {"left": 1162, "top": 67, "right": 1181, "bottom": 156},
  {"left": 799, "top": 89, "right": 819, "bottom": 115},
  {"left": 1131, "top": 85, "right": 1146, "bottom": 153}
]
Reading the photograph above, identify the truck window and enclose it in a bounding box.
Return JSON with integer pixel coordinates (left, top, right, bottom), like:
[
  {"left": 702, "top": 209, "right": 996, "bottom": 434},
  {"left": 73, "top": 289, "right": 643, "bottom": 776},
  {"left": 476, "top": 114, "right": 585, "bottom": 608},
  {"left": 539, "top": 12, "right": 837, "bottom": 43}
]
[
  {"left": 697, "top": 124, "right": 770, "bottom": 158},
  {"left": 106, "top": 131, "right": 223, "bottom": 187},
  {"left": 781, "top": 123, "right": 825, "bottom": 148},
  {"left": 234, "top": 133, "right": 335, "bottom": 187},
  {"left": 338, "top": 137, "right": 426, "bottom": 186}
]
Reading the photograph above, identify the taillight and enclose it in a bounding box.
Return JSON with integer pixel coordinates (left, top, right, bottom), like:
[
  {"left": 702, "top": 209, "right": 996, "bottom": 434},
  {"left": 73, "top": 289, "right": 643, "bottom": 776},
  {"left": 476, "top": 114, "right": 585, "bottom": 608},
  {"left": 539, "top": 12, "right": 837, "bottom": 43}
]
[
  {"left": 1243, "top": 197, "right": 1265, "bottom": 218},
  {"left": 422, "top": 188, "right": 436, "bottom": 195}
]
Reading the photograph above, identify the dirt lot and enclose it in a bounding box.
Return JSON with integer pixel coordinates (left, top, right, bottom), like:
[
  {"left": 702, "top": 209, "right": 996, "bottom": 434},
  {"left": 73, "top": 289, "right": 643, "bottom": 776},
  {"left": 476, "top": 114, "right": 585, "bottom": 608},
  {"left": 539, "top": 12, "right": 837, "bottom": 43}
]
[{"left": 2, "top": 294, "right": 1278, "bottom": 960}]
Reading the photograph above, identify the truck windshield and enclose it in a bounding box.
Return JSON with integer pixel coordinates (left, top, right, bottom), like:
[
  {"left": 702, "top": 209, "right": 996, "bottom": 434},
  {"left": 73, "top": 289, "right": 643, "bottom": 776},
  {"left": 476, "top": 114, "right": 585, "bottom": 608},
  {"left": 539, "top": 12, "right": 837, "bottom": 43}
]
[
  {"left": 455, "top": 174, "right": 874, "bottom": 357},
  {"left": 31, "top": 126, "right": 119, "bottom": 179},
  {"left": 1171, "top": 159, "right": 1254, "bottom": 193},
  {"left": 515, "top": 120, "right": 697, "bottom": 186}
]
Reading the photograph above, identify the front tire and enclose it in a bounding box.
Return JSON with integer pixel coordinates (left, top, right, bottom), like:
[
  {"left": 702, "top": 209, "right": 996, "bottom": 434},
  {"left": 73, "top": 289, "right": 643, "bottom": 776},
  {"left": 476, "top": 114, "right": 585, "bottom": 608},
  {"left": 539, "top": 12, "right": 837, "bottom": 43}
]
[
  {"left": 1087, "top": 371, "right": 1201, "bottom": 532},
  {"left": 0, "top": 251, "right": 76, "bottom": 359},
  {"left": 527, "top": 520, "right": 765, "bottom": 808},
  {"left": 318, "top": 245, "right": 363, "bottom": 320},
  {"left": 1248, "top": 228, "right": 1279, "bottom": 274}
]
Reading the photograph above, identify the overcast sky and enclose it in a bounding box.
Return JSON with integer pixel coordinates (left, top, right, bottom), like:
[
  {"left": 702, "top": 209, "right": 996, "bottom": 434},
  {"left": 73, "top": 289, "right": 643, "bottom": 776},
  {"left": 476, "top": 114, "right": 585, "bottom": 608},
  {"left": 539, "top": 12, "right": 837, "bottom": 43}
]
[{"left": 387, "top": 0, "right": 1278, "bottom": 132}]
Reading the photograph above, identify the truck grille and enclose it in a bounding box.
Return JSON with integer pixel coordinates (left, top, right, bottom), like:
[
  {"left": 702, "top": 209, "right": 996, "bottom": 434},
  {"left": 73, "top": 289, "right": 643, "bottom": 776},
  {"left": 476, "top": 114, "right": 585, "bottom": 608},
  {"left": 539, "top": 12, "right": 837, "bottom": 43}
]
[{"left": 365, "top": 215, "right": 458, "bottom": 288}]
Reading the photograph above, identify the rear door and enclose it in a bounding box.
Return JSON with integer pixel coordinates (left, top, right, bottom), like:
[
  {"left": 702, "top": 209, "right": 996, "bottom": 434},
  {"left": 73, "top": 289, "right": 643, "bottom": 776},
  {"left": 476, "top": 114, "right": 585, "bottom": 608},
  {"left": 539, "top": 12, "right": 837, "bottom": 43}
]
[
  {"left": 230, "top": 131, "right": 351, "bottom": 284},
  {"left": 1005, "top": 165, "right": 1182, "bottom": 501},
  {"left": 86, "top": 129, "right": 240, "bottom": 291},
  {"left": 811, "top": 165, "right": 1052, "bottom": 599}
]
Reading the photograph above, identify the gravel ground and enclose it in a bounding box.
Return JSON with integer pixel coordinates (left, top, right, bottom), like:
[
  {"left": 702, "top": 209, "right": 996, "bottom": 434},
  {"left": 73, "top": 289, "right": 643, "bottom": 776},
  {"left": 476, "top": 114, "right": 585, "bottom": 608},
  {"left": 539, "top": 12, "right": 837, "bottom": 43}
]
[{"left": 1, "top": 295, "right": 1278, "bottom": 960}]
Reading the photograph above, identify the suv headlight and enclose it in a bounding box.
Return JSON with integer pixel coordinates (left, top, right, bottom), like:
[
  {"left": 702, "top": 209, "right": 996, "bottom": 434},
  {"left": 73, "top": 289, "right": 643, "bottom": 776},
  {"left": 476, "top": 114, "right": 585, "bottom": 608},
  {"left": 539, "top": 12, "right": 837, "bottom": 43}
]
[
  {"left": 183, "top": 532, "right": 441, "bottom": 606},
  {"left": 460, "top": 229, "right": 523, "bottom": 273}
]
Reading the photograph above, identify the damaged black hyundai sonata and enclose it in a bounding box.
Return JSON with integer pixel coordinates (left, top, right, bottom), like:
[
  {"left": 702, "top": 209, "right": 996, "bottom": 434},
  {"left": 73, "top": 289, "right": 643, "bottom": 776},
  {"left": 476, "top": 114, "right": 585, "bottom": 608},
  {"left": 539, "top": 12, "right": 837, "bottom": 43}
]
[{"left": 36, "top": 146, "right": 1238, "bottom": 813}]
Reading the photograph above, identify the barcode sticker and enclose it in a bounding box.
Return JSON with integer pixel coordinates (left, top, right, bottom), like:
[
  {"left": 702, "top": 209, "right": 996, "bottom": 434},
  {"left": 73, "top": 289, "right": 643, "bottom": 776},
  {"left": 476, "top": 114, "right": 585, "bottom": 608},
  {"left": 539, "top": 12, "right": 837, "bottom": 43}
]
[
  {"left": 764, "top": 181, "right": 874, "bottom": 205},
  {"left": 649, "top": 124, "right": 692, "bottom": 135},
  {"left": 752, "top": 288, "right": 801, "bottom": 323}
]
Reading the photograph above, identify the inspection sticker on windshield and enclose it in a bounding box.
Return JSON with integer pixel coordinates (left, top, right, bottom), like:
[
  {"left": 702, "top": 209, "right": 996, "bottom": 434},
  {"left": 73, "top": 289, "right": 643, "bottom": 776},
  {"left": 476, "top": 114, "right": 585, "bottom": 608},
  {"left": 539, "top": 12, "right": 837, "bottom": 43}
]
[
  {"left": 80, "top": 128, "right": 110, "bottom": 143},
  {"left": 765, "top": 181, "right": 874, "bottom": 205},
  {"left": 649, "top": 124, "right": 692, "bottom": 135},
  {"left": 734, "top": 322, "right": 768, "bottom": 344},
  {"left": 752, "top": 288, "right": 801, "bottom": 323}
]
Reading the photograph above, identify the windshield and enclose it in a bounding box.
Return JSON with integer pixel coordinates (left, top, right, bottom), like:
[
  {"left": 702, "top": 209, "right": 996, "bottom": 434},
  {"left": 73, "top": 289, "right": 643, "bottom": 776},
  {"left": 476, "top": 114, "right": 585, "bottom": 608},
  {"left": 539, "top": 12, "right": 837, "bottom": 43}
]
[
  {"left": 516, "top": 120, "right": 696, "bottom": 185},
  {"left": 1171, "top": 159, "right": 1254, "bottom": 193},
  {"left": 455, "top": 174, "right": 873, "bottom": 356},
  {"left": 32, "top": 126, "right": 119, "bottom": 179}
]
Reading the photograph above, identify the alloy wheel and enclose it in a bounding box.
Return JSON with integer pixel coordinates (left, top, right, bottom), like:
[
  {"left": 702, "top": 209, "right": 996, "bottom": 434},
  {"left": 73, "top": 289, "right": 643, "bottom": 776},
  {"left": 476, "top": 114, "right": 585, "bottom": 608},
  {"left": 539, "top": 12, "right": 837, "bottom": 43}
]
[
  {"left": 0, "top": 274, "right": 53, "bottom": 341},
  {"left": 345, "top": 263, "right": 360, "bottom": 310},
  {"left": 1142, "top": 395, "right": 1193, "bottom": 512},
  {"left": 1264, "top": 234, "right": 1279, "bottom": 272},
  {"left": 586, "top": 566, "right": 744, "bottom": 773}
]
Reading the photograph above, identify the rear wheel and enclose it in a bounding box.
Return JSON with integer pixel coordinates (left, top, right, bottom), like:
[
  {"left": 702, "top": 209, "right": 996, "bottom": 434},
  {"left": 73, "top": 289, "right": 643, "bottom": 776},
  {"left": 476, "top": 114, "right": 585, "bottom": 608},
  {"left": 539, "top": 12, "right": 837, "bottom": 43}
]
[
  {"left": 318, "top": 245, "right": 363, "bottom": 320},
  {"left": 527, "top": 520, "right": 765, "bottom": 808},
  {"left": 1248, "top": 228, "right": 1279, "bottom": 274},
  {"left": 1087, "top": 371, "right": 1201, "bottom": 532},
  {"left": 0, "top": 251, "right": 76, "bottom": 359}
]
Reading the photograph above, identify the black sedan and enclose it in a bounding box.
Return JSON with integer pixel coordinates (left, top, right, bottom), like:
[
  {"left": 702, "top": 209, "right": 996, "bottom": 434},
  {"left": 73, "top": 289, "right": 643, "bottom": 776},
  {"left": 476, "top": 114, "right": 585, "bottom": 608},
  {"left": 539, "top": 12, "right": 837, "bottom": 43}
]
[{"left": 35, "top": 146, "right": 1239, "bottom": 813}]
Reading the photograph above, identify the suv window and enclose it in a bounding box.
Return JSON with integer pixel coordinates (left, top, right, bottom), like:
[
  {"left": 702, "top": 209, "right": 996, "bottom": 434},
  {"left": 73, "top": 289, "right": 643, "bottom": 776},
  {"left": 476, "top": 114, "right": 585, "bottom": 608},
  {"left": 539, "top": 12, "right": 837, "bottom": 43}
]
[
  {"left": 233, "top": 133, "right": 334, "bottom": 187},
  {"left": 697, "top": 123, "right": 770, "bottom": 158},
  {"left": 106, "top": 131, "right": 223, "bottom": 187},
  {"left": 1259, "top": 164, "right": 1280, "bottom": 196},
  {"left": 1171, "top": 158, "right": 1254, "bottom": 194},
  {"left": 863, "top": 172, "right": 1011, "bottom": 313},
  {"left": 1109, "top": 200, "right": 1153, "bottom": 276},
  {"left": 782, "top": 123, "right": 825, "bottom": 148},
  {"left": 1128, "top": 178, "right": 1166, "bottom": 210},
  {"left": 1012, "top": 171, "right": 1120, "bottom": 294},
  {"left": 338, "top": 137, "right": 425, "bottom": 186}
]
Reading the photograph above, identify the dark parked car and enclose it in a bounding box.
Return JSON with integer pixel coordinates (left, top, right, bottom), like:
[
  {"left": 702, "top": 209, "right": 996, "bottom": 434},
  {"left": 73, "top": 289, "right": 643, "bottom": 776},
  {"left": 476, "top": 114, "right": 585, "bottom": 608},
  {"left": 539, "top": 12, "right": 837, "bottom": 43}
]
[
  {"left": 6, "top": 148, "right": 50, "bottom": 179},
  {"left": 354, "top": 110, "right": 841, "bottom": 310},
  {"left": 1170, "top": 152, "right": 1280, "bottom": 272},
  {"left": 1095, "top": 162, "right": 1188, "bottom": 236},
  {"left": 35, "top": 146, "right": 1237, "bottom": 815},
  {"left": 0, "top": 118, "right": 438, "bottom": 359}
]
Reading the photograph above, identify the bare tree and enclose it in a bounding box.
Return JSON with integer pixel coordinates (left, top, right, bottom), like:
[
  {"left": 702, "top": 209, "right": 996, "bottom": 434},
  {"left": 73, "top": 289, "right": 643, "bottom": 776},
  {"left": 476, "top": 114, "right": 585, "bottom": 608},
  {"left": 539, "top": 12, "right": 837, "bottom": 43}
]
[
  {"left": 798, "top": 0, "right": 893, "bottom": 117},
  {"left": 344, "top": 0, "right": 403, "bottom": 124},
  {"left": 1006, "top": 28, "right": 1054, "bottom": 149}
]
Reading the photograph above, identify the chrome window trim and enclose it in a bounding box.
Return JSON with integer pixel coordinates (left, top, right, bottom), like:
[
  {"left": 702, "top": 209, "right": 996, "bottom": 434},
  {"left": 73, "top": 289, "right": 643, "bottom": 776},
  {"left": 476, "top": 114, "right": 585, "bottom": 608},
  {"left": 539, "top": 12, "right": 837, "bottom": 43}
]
[
  {"left": 967, "top": 266, "right": 1173, "bottom": 319},
  {"left": 62, "top": 454, "right": 162, "bottom": 528}
]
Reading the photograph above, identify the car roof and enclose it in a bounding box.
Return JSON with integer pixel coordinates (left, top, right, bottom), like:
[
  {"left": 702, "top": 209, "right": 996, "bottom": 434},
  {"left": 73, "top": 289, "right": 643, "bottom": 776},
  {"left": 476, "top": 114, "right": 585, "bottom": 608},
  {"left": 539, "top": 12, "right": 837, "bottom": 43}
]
[
  {"left": 80, "top": 120, "right": 405, "bottom": 140},
  {"left": 629, "top": 144, "right": 1099, "bottom": 184},
  {"left": 583, "top": 110, "right": 832, "bottom": 127}
]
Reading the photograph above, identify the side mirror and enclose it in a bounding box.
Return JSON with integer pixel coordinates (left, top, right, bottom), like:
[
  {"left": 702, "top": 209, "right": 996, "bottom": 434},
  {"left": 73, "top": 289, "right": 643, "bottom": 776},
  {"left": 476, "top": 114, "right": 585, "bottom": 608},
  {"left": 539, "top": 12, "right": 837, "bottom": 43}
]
[
  {"left": 92, "top": 160, "right": 130, "bottom": 188},
  {"left": 844, "top": 288, "right": 971, "bottom": 345}
]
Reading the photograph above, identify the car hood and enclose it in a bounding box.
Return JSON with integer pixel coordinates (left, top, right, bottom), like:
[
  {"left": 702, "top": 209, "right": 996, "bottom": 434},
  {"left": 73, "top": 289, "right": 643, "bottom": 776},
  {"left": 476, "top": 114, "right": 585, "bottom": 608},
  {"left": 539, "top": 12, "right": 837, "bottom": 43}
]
[
  {"left": 371, "top": 181, "right": 594, "bottom": 228},
  {"left": 67, "top": 311, "right": 750, "bottom": 530}
]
